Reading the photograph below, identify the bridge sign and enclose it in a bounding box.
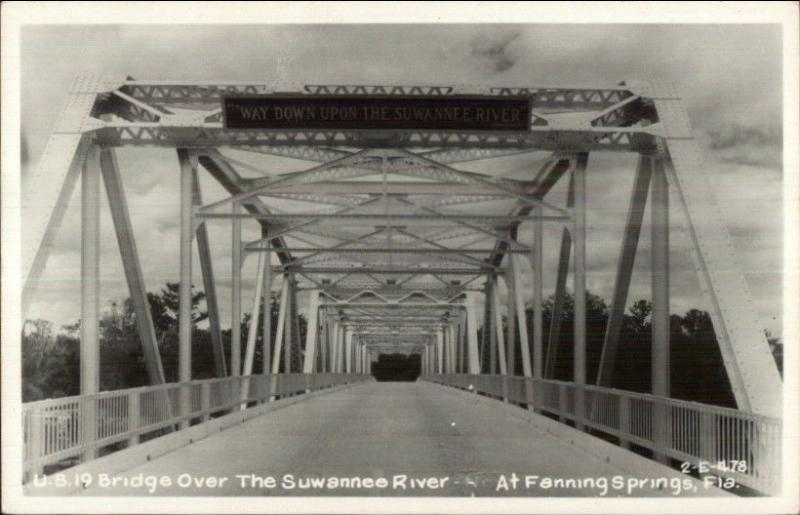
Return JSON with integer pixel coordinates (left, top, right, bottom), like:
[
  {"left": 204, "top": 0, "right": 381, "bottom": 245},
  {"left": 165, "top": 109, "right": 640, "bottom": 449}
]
[{"left": 222, "top": 95, "right": 531, "bottom": 131}]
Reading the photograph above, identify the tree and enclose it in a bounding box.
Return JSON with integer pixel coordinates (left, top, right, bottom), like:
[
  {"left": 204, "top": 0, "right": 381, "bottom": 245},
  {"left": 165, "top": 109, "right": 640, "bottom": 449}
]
[
  {"left": 22, "top": 319, "right": 79, "bottom": 401},
  {"left": 221, "top": 292, "right": 308, "bottom": 376},
  {"left": 536, "top": 291, "right": 608, "bottom": 381}
]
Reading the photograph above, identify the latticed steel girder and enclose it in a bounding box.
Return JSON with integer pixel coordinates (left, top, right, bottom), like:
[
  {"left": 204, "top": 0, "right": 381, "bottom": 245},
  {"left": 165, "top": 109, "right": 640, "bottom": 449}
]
[
  {"left": 113, "top": 80, "right": 637, "bottom": 110},
  {"left": 94, "top": 124, "right": 657, "bottom": 153},
  {"left": 310, "top": 286, "right": 475, "bottom": 297},
  {"left": 360, "top": 334, "right": 434, "bottom": 342},
  {"left": 82, "top": 79, "right": 664, "bottom": 154}
]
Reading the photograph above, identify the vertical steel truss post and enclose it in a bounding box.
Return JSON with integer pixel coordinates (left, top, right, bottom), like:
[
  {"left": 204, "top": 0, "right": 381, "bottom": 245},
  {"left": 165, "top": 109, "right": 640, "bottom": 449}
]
[
  {"left": 303, "top": 290, "right": 321, "bottom": 373},
  {"left": 271, "top": 276, "right": 289, "bottom": 374},
  {"left": 190, "top": 160, "right": 226, "bottom": 378},
  {"left": 284, "top": 276, "right": 295, "bottom": 373},
  {"left": 573, "top": 153, "right": 589, "bottom": 429},
  {"left": 354, "top": 338, "right": 360, "bottom": 373},
  {"left": 455, "top": 321, "right": 460, "bottom": 374},
  {"left": 459, "top": 310, "right": 467, "bottom": 373},
  {"left": 465, "top": 292, "right": 481, "bottom": 374},
  {"left": 80, "top": 145, "right": 100, "bottom": 460},
  {"left": 486, "top": 276, "right": 496, "bottom": 374},
  {"left": 350, "top": 332, "right": 358, "bottom": 374},
  {"left": 242, "top": 253, "right": 266, "bottom": 377},
  {"left": 512, "top": 255, "right": 534, "bottom": 408},
  {"left": 441, "top": 326, "right": 447, "bottom": 373},
  {"left": 354, "top": 339, "right": 359, "bottom": 374},
  {"left": 480, "top": 278, "right": 491, "bottom": 373},
  {"left": 241, "top": 252, "right": 266, "bottom": 405},
  {"left": 447, "top": 325, "right": 455, "bottom": 373},
  {"left": 331, "top": 323, "right": 340, "bottom": 373},
  {"left": 345, "top": 329, "right": 353, "bottom": 373},
  {"left": 101, "top": 148, "right": 167, "bottom": 385},
  {"left": 178, "top": 148, "right": 194, "bottom": 427},
  {"left": 319, "top": 309, "right": 328, "bottom": 372},
  {"left": 337, "top": 324, "right": 346, "bottom": 373},
  {"left": 453, "top": 320, "right": 460, "bottom": 373},
  {"left": 340, "top": 325, "right": 347, "bottom": 373},
  {"left": 328, "top": 318, "right": 337, "bottom": 373},
  {"left": 596, "top": 155, "right": 653, "bottom": 387},
  {"left": 512, "top": 255, "right": 533, "bottom": 378},
  {"left": 492, "top": 282, "right": 508, "bottom": 376},
  {"left": 506, "top": 260, "right": 517, "bottom": 376},
  {"left": 261, "top": 239, "right": 272, "bottom": 375},
  {"left": 446, "top": 325, "right": 452, "bottom": 373},
  {"left": 532, "top": 207, "right": 543, "bottom": 382},
  {"left": 424, "top": 344, "right": 429, "bottom": 375},
  {"left": 436, "top": 328, "right": 444, "bottom": 374},
  {"left": 231, "top": 202, "right": 242, "bottom": 376},
  {"left": 290, "top": 276, "right": 301, "bottom": 372},
  {"left": 452, "top": 319, "right": 459, "bottom": 373},
  {"left": 651, "top": 158, "right": 670, "bottom": 461}
]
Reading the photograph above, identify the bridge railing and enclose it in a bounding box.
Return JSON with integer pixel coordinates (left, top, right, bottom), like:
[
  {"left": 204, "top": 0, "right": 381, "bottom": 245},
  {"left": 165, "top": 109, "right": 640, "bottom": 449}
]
[
  {"left": 422, "top": 374, "right": 782, "bottom": 496},
  {"left": 22, "top": 373, "right": 369, "bottom": 480}
]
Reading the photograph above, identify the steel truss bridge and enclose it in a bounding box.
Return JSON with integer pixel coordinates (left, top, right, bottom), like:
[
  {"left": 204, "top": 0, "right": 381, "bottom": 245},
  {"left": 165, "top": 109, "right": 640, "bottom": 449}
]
[{"left": 20, "top": 78, "right": 782, "bottom": 496}]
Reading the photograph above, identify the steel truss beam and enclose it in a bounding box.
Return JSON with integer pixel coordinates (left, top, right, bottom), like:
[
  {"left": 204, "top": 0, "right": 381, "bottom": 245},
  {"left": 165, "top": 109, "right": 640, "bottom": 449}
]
[
  {"left": 80, "top": 142, "right": 101, "bottom": 459},
  {"left": 24, "top": 77, "right": 779, "bottom": 432},
  {"left": 94, "top": 124, "right": 657, "bottom": 153},
  {"left": 192, "top": 160, "right": 226, "bottom": 377}
]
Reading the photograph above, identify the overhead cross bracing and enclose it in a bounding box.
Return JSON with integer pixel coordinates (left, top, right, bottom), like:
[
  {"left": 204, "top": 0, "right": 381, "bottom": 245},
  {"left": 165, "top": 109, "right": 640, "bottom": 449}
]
[{"left": 20, "top": 77, "right": 783, "bottom": 495}]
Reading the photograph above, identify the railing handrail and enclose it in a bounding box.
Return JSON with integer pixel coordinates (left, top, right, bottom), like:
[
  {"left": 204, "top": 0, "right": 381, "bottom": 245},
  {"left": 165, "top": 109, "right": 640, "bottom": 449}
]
[
  {"left": 423, "top": 373, "right": 782, "bottom": 496},
  {"left": 22, "top": 372, "right": 371, "bottom": 482},
  {"left": 21, "top": 372, "right": 343, "bottom": 410},
  {"left": 463, "top": 373, "right": 782, "bottom": 425}
]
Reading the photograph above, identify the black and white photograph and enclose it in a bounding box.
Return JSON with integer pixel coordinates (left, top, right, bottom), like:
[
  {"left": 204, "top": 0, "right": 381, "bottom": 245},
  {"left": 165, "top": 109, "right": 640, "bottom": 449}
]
[{"left": 2, "top": 2, "right": 798, "bottom": 513}]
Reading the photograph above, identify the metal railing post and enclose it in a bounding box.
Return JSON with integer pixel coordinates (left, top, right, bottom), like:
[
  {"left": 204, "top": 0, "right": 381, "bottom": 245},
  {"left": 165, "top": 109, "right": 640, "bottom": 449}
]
[
  {"left": 127, "top": 391, "right": 140, "bottom": 447},
  {"left": 619, "top": 394, "right": 631, "bottom": 449},
  {"left": 653, "top": 401, "right": 669, "bottom": 464},
  {"left": 700, "top": 410, "right": 717, "bottom": 463},
  {"left": 201, "top": 382, "right": 211, "bottom": 421},
  {"left": 558, "top": 383, "right": 567, "bottom": 423},
  {"left": 30, "top": 406, "right": 43, "bottom": 477},
  {"left": 81, "top": 397, "right": 96, "bottom": 463}
]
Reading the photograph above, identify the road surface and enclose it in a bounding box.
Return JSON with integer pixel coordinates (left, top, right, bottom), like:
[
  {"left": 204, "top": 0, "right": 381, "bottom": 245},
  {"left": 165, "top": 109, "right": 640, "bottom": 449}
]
[{"left": 78, "top": 381, "right": 727, "bottom": 497}]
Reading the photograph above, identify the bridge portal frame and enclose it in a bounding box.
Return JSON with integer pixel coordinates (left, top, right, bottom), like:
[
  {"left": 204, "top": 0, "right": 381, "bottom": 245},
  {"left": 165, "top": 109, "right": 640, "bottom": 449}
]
[{"left": 21, "top": 77, "right": 782, "bottom": 435}]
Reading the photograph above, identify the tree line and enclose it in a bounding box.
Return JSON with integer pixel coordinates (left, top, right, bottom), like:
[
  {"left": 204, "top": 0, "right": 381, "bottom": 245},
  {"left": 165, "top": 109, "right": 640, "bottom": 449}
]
[{"left": 22, "top": 283, "right": 782, "bottom": 407}]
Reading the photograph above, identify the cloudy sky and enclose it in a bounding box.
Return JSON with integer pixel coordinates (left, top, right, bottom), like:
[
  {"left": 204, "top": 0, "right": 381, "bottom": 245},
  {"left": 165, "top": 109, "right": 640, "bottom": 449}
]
[{"left": 20, "top": 23, "right": 784, "bottom": 337}]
